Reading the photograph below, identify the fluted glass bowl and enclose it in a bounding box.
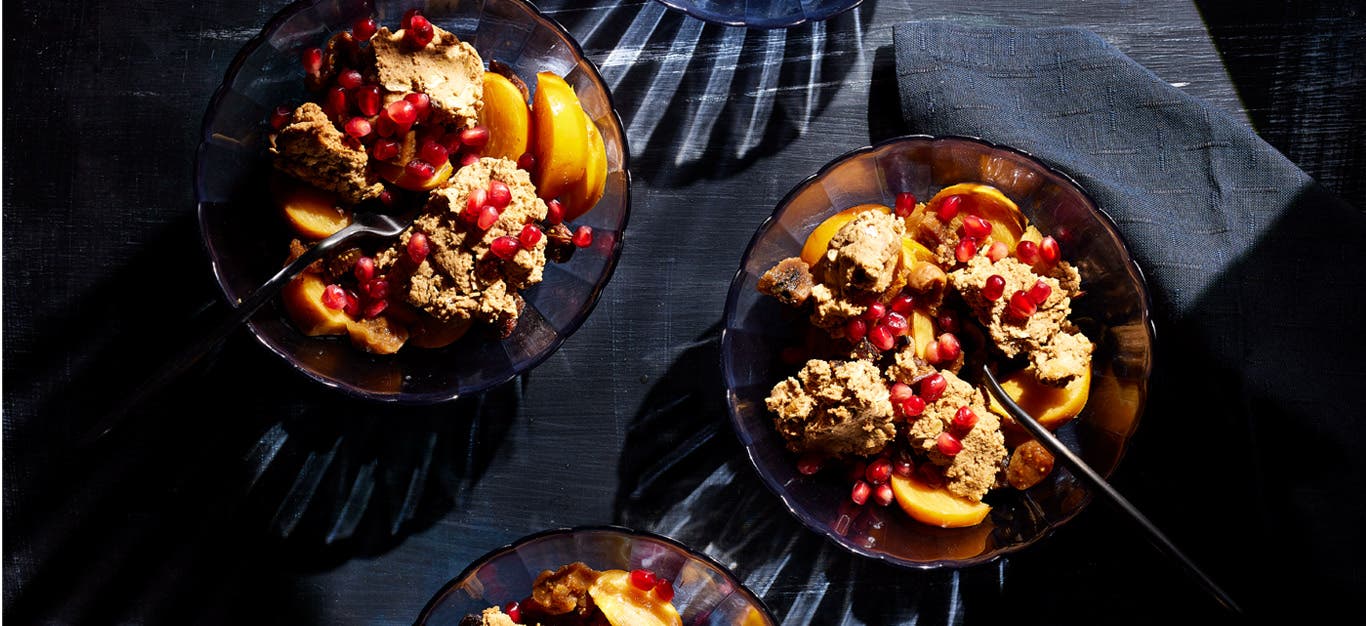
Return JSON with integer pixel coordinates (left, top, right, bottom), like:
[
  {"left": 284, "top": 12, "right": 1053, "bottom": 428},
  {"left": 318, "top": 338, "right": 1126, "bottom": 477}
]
[
  {"left": 196, "top": 0, "right": 629, "bottom": 402},
  {"left": 721, "top": 135, "right": 1154, "bottom": 568},
  {"left": 415, "top": 526, "right": 777, "bottom": 625},
  {"left": 654, "top": 0, "right": 861, "bottom": 28}
]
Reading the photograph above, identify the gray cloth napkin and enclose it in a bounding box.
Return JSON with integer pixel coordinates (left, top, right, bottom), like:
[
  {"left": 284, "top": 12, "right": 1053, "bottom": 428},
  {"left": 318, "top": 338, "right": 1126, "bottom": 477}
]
[{"left": 894, "top": 21, "right": 1364, "bottom": 620}]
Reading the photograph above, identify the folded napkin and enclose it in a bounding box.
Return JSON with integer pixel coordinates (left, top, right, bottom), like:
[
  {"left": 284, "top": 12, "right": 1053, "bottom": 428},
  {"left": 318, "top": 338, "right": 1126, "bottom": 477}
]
[{"left": 894, "top": 22, "right": 1364, "bottom": 620}]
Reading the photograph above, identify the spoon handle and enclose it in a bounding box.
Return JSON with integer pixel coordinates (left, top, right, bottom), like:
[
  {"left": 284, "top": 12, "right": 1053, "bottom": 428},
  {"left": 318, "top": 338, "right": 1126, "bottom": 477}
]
[{"left": 981, "top": 366, "right": 1242, "bottom": 614}]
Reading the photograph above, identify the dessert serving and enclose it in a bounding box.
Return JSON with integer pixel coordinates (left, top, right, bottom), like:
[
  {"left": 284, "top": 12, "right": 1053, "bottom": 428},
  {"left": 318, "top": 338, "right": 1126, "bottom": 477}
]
[
  {"left": 459, "top": 562, "right": 682, "bottom": 626},
  {"left": 267, "top": 10, "right": 609, "bottom": 355},
  {"left": 757, "top": 182, "right": 1093, "bottom": 529}
]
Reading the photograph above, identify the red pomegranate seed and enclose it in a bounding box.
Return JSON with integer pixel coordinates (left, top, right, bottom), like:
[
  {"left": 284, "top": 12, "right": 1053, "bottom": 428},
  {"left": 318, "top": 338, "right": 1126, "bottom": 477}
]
[
  {"left": 404, "top": 92, "right": 431, "bottom": 122},
  {"left": 321, "top": 284, "right": 346, "bottom": 310},
  {"left": 406, "top": 14, "right": 435, "bottom": 47},
  {"left": 937, "top": 333, "right": 962, "bottom": 362},
  {"left": 987, "top": 240, "right": 1009, "bottom": 262},
  {"left": 653, "top": 579, "right": 674, "bottom": 603},
  {"left": 894, "top": 192, "right": 917, "bottom": 217},
  {"left": 407, "top": 232, "right": 430, "bottom": 264},
  {"left": 1040, "top": 235, "right": 1061, "bottom": 264},
  {"left": 883, "top": 311, "right": 908, "bottom": 335},
  {"left": 459, "top": 152, "right": 481, "bottom": 167},
  {"left": 371, "top": 138, "right": 400, "bottom": 162},
  {"left": 352, "top": 17, "right": 378, "bottom": 41},
  {"left": 354, "top": 256, "right": 375, "bottom": 282},
  {"left": 890, "top": 293, "right": 915, "bottom": 315},
  {"left": 478, "top": 206, "right": 500, "bottom": 230},
  {"left": 850, "top": 480, "right": 871, "bottom": 505},
  {"left": 490, "top": 236, "right": 520, "bottom": 260},
  {"left": 386, "top": 100, "right": 418, "bottom": 128},
  {"left": 955, "top": 237, "right": 977, "bottom": 263},
  {"left": 1008, "top": 290, "right": 1037, "bottom": 320},
  {"left": 419, "top": 139, "right": 448, "bottom": 166},
  {"left": 519, "top": 224, "right": 542, "bottom": 249},
  {"left": 893, "top": 458, "right": 915, "bottom": 478},
  {"left": 1016, "top": 240, "right": 1041, "bottom": 265},
  {"left": 917, "top": 463, "right": 945, "bottom": 488},
  {"left": 865, "top": 458, "right": 892, "bottom": 485},
  {"left": 378, "top": 190, "right": 393, "bottom": 206},
  {"left": 375, "top": 114, "right": 396, "bottom": 138},
  {"left": 1028, "top": 279, "right": 1052, "bottom": 305},
  {"left": 488, "top": 180, "right": 512, "bottom": 209},
  {"left": 354, "top": 85, "right": 381, "bottom": 117},
  {"left": 902, "top": 395, "right": 926, "bottom": 417},
  {"left": 460, "top": 126, "right": 491, "bottom": 149},
  {"left": 920, "top": 373, "right": 947, "bottom": 402},
  {"left": 545, "top": 199, "right": 565, "bottom": 224},
  {"left": 366, "top": 278, "right": 389, "bottom": 300},
  {"left": 953, "top": 406, "right": 978, "bottom": 432},
  {"left": 344, "top": 117, "right": 372, "bottom": 139},
  {"left": 924, "top": 341, "right": 942, "bottom": 364},
  {"left": 936, "top": 431, "right": 963, "bottom": 456},
  {"left": 937, "top": 311, "right": 960, "bottom": 333},
  {"left": 629, "top": 569, "right": 657, "bottom": 591},
  {"left": 873, "top": 483, "right": 894, "bottom": 507},
  {"left": 517, "top": 151, "right": 536, "bottom": 171},
  {"left": 936, "top": 194, "right": 963, "bottom": 221},
  {"left": 889, "top": 382, "right": 913, "bottom": 402},
  {"left": 862, "top": 301, "right": 886, "bottom": 322},
  {"left": 983, "top": 274, "right": 1006, "bottom": 301},
  {"left": 301, "top": 47, "right": 323, "bottom": 75},
  {"left": 869, "top": 324, "right": 895, "bottom": 351},
  {"left": 324, "top": 86, "right": 348, "bottom": 119},
  {"left": 363, "top": 298, "right": 388, "bottom": 319},
  {"left": 796, "top": 452, "right": 824, "bottom": 476},
  {"left": 963, "top": 214, "right": 992, "bottom": 238},
  {"left": 269, "top": 106, "right": 291, "bottom": 130},
  {"left": 405, "top": 159, "right": 435, "bottom": 181},
  {"left": 336, "top": 68, "right": 363, "bottom": 90},
  {"left": 504, "top": 601, "right": 522, "bottom": 624},
  {"left": 343, "top": 290, "right": 361, "bottom": 317},
  {"left": 572, "top": 225, "right": 593, "bottom": 248},
  {"left": 401, "top": 8, "right": 421, "bottom": 29},
  {"left": 845, "top": 318, "right": 867, "bottom": 342},
  {"left": 466, "top": 188, "right": 489, "bottom": 215}
]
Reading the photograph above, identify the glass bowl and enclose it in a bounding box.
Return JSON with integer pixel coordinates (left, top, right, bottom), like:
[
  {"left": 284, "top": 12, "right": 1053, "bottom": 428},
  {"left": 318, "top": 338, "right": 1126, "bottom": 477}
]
[
  {"left": 196, "top": 0, "right": 629, "bottom": 402},
  {"left": 720, "top": 135, "right": 1154, "bottom": 568},
  {"left": 654, "top": 0, "right": 862, "bottom": 29},
  {"left": 415, "top": 526, "right": 777, "bottom": 625}
]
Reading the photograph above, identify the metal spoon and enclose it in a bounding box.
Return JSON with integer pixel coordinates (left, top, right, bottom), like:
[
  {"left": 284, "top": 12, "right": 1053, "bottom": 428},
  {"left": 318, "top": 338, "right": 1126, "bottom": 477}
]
[
  {"left": 80, "top": 211, "right": 413, "bottom": 446},
  {"left": 980, "top": 364, "right": 1242, "bottom": 614}
]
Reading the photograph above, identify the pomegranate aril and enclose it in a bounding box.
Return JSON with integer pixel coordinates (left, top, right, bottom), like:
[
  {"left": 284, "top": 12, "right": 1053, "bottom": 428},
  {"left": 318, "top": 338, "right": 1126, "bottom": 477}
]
[
  {"left": 371, "top": 138, "right": 400, "bottom": 161},
  {"left": 920, "top": 373, "right": 947, "bottom": 402},
  {"left": 1016, "top": 240, "right": 1041, "bottom": 265},
  {"left": 1040, "top": 235, "right": 1061, "bottom": 264},
  {"left": 869, "top": 324, "right": 895, "bottom": 351},
  {"left": 460, "top": 126, "right": 491, "bottom": 149},
  {"left": 889, "top": 382, "right": 913, "bottom": 403},
  {"left": 404, "top": 92, "right": 431, "bottom": 122},
  {"left": 890, "top": 293, "right": 915, "bottom": 315},
  {"left": 983, "top": 274, "right": 1006, "bottom": 301},
  {"left": 490, "top": 237, "right": 521, "bottom": 260},
  {"left": 572, "top": 225, "right": 593, "bottom": 248},
  {"left": 466, "top": 188, "right": 489, "bottom": 214},
  {"left": 545, "top": 199, "right": 564, "bottom": 224},
  {"left": 955, "top": 237, "right": 977, "bottom": 263},
  {"left": 884, "top": 311, "right": 908, "bottom": 335},
  {"left": 504, "top": 601, "right": 522, "bottom": 624},
  {"left": 796, "top": 452, "right": 824, "bottom": 476},
  {"left": 936, "top": 194, "right": 963, "bottom": 220},
  {"left": 478, "top": 206, "right": 500, "bottom": 230},
  {"left": 629, "top": 569, "right": 657, "bottom": 591},
  {"left": 517, "top": 151, "right": 536, "bottom": 171},
  {"left": 519, "top": 224, "right": 542, "bottom": 249},
  {"left": 336, "top": 68, "right": 363, "bottom": 90},
  {"left": 845, "top": 318, "right": 867, "bottom": 342},
  {"left": 405, "top": 159, "right": 435, "bottom": 181},
  {"left": 851, "top": 480, "right": 871, "bottom": 506},
  {"left": 963, "top": 214, "right": 993, "bottom": 238},
  {"left": 419, "top": 139, "right": 448, "bottom": 166},
  {"left": 386, "top": 100, "right": 417, "bottom": 127},
  {"left": 1028, "top": 279, "right": 1052, "bottom": 305},
  {"left": 924, "top": 341, "right": 942, "bottom": 364},
  {"left": 1008, "top": 290, "right": 1037, "bottom": 320},
  {"left": 894, "top": 192, "right": 917, "bottom": 217},
  {"left": 269, "top": 106, "right": 291, "bottom": 130},
  {"left": 408, "top": 232, "right": 430, "bottom": 264},
  {"left": 937, "top": 311, "right": 960, "bottom": 333},
  {"left": 366, "top": 278, "right": 389, "bottom": 300},
  {"left": 863, "top": 301, "right": 886, "bottom": 322},
  {"left": 401, "top": 8, "right": 421, "bottom": 29},
  {"left": 987, "top": 240, "right": 1009, "bottom": 262},
  {"left": 406, "top": 14, "right": 435, "bottom": 47},
  {"left": 937, "top": 333, "right": 962, "bottom": 362},
  {"left": 355, "top": 85, "right": 381, "bottom": 117},
  {"left": 344, "top": 117, "right": 372, "bottom": 139},
  {"left": 459, "top": 152, "right": 481, "bottom": 167},
  {"left": 488, "top": 180, "right": 512, "bottom": 209},
  {"left": 936, "top": 431, "right": 963, "bottom": 456},
  {"left": 902, "top": 395, "right": 926, "bottom": 417},
  {"left": 354, "top": 256, "right": 375, "bottom": 282},
  {"left": 324, "top": 86, "right": 349, "bottom": 119},
  {"left": 375, "top": 114, "right": 396, "bottom": 138},
  {"left": 893, "top": 458, "right": 915, "bottom": 478},
  {"left": 865, "top": 458, "right": 892, "bottom": 485},
  {"left": 301, "top": 47, "right": 323, "bottom": 75},
  {"left": 378, "top": 190, "right": 393, "bottom": 207},
  {"left": 653, "top": 579, "right": 674, "bottom": 603},
  {"left": 321, "top": 284, "right": 347, "bottom": 310},
  {"left": 917, "top": 463, "right": 945, "bottom": 488},
  {"left": 953, "top": 406, "right": 978, "bottom": 432},
  {"left": 873, "top": 483, "right": 894, "bottom": 507},
  {"left": 363, "top": 298, "right": 388, "bottom": 319},
  {"left": 352, "top": 17, "right": 378, "bottom": 41},
  {"left": 343, "top": 291, "right": 361, "bottom": 317}
]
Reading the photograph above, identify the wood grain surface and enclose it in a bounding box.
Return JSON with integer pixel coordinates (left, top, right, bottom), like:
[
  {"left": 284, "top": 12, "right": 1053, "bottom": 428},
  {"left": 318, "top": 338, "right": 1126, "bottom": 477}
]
[{"left": 3, "top": 0, "right": 1362, "bottom": 624}]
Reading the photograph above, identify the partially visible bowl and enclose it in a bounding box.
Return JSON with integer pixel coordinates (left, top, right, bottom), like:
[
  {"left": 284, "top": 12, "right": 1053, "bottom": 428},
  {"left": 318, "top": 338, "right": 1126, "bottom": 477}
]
[
  {"left": 196, "top": 0, "right": 629, "bottom": 402},
  {"left": 720, "top": 135, "right": 1154, "bottom": 568},
  {"left": 654, "top": 0, "right": 861, "bottom": 29},
  {"left": 415, "top": 526, "right": 777, "bottom": 625}
]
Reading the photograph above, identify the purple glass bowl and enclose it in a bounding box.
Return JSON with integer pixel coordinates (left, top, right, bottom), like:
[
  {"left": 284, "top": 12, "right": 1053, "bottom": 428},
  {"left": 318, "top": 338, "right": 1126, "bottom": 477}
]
[
  {"left": 721, "top": 135, "right": 1155, "bottom": 568},
  {"left": 415, "top": 526, "right": 777, "bottom": 625},
  {"left": 196, "top": 0, "right": 629, "bottom": 402},
  {"left": 653, "top": 0, "right": 862, "bottom": 29}
]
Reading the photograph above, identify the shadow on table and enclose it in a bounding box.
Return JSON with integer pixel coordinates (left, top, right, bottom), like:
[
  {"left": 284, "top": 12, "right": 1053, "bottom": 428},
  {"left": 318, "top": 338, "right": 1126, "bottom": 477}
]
[{"left": 550, "top": 1, "right": 876, "bottom": 189}]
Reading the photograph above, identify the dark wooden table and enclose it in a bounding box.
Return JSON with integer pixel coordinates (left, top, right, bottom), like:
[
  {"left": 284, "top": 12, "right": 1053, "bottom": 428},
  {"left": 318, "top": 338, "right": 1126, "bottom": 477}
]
[{"left": 5, "top": 0, "right": 1363, "bottom": 624}]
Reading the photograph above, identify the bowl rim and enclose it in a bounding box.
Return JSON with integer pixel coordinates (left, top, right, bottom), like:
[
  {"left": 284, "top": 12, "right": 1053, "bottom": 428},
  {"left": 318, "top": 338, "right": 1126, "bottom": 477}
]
[
  {"left": 652, "top": 0, "right": 863, "bottom": 29},
  {"left": 194, "top": 0, "right": 633, "bottom": 404},
  {"left": 719, "top": 133, "right": 1156, "bottom": 569},
  {"left": 413, "top": 524, "right": 780, "bottom": 624}
]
